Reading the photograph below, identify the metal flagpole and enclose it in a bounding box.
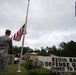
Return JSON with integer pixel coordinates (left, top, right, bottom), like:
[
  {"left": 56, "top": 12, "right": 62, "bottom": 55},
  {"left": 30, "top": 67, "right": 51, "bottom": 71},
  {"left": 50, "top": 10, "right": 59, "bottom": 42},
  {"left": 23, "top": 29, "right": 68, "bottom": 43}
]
[{"left": 17, "top": 0, "right": 30, "bottom": 72}]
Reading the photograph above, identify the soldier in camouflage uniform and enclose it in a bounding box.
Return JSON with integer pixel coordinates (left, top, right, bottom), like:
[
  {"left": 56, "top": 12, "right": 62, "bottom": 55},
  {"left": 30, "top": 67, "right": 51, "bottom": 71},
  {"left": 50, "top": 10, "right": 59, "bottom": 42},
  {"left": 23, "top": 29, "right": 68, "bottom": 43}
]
[{"left": 0, "top": 29, "right": 12, "bottom": 74}]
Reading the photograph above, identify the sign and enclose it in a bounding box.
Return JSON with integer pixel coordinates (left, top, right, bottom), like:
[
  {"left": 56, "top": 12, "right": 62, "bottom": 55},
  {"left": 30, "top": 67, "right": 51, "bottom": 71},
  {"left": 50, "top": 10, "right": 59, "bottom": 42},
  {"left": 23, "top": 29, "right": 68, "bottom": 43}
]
[{"left": 38, "top": 56, "right": 76, "bottom": 72}]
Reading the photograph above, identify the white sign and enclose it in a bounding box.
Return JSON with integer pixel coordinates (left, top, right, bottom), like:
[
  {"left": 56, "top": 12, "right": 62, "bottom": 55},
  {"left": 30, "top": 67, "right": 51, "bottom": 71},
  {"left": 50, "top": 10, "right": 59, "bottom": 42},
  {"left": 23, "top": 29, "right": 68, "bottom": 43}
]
[{"left": 38, "top": 56, "right": 76, "bottom": 72}]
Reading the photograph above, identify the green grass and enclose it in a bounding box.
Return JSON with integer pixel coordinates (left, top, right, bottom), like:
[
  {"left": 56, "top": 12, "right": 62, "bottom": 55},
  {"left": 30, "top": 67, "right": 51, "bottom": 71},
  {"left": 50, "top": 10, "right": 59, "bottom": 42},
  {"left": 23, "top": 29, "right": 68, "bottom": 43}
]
[
  {"left": 2, "top": 64, "right": 27, "bottom": 75},
  {"left": 28, "top": 68, "right": 53, "bottom": 75}
]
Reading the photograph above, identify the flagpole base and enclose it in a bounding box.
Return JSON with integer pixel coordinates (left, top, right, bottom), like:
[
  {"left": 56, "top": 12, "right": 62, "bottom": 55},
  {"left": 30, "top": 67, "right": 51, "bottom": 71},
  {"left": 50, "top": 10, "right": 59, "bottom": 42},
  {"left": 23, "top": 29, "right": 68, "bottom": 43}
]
[{"left": 17, "top": 69, "right": 21, "bottom": 72}]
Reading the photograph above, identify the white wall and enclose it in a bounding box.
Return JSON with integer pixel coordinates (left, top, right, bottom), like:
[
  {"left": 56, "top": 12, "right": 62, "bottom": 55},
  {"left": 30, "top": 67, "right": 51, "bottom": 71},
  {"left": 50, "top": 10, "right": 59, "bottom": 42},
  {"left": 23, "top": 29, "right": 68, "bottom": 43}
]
[{"left": 38, "top": 55, "right": 76, "bottom": 72}]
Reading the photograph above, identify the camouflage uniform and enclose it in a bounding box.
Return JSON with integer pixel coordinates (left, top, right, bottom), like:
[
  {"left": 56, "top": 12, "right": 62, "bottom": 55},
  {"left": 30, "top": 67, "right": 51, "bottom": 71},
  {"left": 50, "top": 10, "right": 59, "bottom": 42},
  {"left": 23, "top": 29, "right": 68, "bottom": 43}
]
[{"left": 0, "top": 35, "right": 12, "bottom": 73}]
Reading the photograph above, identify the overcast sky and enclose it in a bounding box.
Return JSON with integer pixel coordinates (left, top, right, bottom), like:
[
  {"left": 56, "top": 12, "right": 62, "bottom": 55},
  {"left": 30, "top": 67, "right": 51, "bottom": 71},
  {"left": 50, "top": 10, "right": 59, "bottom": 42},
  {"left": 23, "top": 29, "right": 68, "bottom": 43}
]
[{"left": 0, "top": 0, "right": 76, "bottom": 49}]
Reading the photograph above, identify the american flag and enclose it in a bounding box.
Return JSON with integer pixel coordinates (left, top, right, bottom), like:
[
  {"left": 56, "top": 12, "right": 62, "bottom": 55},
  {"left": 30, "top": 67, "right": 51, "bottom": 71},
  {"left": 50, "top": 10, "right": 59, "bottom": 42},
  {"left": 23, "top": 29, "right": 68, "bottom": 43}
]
[{"left": 12, "top": 24, "right": 26, "bottom": 41}]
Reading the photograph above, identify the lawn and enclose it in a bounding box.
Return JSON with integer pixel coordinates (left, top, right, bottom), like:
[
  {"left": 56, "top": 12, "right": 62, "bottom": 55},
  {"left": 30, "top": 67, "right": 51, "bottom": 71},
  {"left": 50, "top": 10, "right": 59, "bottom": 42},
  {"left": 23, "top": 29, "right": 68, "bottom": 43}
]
[{"left": 2, "top": 64, "right": 27, "bottom": 75}]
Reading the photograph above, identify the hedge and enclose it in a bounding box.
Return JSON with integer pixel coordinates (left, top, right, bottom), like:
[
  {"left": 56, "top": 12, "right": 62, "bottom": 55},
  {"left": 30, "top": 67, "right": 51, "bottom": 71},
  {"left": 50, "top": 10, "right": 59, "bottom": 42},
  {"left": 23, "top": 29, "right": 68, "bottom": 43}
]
[{"left": 28, "top": 68, "right": 53, "bottom": 75}]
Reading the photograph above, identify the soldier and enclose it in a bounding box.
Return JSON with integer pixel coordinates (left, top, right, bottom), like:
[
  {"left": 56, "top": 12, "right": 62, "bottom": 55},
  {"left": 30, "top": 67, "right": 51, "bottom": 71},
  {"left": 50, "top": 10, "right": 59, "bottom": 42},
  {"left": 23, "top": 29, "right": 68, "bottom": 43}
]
[{"left": 0, "top": 29, "right": 12, "bottom": 74}]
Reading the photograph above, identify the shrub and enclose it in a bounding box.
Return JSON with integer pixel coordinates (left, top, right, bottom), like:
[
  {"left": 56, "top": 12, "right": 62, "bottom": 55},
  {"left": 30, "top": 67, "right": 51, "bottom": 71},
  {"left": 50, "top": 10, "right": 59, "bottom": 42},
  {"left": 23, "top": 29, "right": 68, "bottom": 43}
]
[
  {"left": 28, "top": 68, "right": 53, "bottom": 75},
  {"left": 72, "top": 72, "right": 76, "bottom": 75}
]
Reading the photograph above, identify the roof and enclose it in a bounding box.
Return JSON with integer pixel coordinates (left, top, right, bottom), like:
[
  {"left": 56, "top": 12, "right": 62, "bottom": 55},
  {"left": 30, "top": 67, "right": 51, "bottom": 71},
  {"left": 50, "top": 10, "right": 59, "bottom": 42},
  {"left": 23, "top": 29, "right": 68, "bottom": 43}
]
[{"left": 30, "top": 52, "right": 37, "bottom": 55}]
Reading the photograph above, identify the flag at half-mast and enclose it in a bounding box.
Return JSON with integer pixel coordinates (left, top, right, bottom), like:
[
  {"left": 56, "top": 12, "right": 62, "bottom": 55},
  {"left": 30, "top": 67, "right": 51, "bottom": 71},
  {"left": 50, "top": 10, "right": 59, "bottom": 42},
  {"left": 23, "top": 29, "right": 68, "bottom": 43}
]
[{"left": 12, "top": 24, "right": 26, "bottom": 41}]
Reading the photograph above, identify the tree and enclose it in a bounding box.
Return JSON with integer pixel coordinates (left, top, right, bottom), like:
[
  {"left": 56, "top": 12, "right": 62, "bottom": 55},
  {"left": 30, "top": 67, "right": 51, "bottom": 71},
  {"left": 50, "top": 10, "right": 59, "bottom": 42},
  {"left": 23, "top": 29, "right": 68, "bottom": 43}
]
[
  {"left": 58, "top": 40, "right": 76, "bottom": 57},
  {"left": 38, "top": 47, "right": 50, "bottom": 56}
]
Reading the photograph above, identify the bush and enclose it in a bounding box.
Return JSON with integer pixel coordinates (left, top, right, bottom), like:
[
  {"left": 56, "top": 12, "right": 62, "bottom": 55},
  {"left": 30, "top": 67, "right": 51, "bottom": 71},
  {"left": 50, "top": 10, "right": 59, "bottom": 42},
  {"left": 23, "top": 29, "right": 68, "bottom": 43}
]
[
  {"left": 28, "top": 68, "right": 53, "bottom": 75},
  {"left": 72, "top": 73, "right": 76, "bottom": 75},
  {"left": 21, "top": 57, "right": 38, "bottom": 70}
]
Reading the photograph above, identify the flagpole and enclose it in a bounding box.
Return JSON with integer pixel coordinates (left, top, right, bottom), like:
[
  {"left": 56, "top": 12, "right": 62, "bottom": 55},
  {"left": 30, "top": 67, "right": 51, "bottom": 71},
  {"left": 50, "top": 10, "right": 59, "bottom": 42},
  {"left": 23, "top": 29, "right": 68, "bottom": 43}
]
[{"left": 17, "top": 0, "right": 30, "bottom": 72}]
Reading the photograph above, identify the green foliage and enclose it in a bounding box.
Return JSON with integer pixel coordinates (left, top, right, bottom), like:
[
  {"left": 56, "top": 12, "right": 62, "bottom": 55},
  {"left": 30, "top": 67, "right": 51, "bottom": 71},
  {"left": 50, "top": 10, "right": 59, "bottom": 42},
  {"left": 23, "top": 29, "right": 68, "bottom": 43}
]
[
  {"left": 59, "top": 40, "right": 76, "bottom": 57},
  {"left": 38, "top": 52, "right": 50, "bottom": 56},
  {"left": 24, "top": 59, "right": 33, "bottom": 70},
  {"left": 38, "top": 47, "right": 50, "bottom": 56},
  {"left": 21, "top": 58, "right": 31, "bottom": 70},
  {"left": 12, "top": 46, "right": 33, "bottom": 57},
  {"left": 22, "top": 57, "right": 38, "bottom": 70},
  {"left": 72, "top": 72, "right": 76, "bottom": 75},
  {"left": 12, "top": 40, "right": 76, "bottom": 57},
  {"left": 28, "top": 68, "right": 53, "bottom": 75},
  {"left": 2, "top": 64, "right": 28, "bottom": 75}
]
